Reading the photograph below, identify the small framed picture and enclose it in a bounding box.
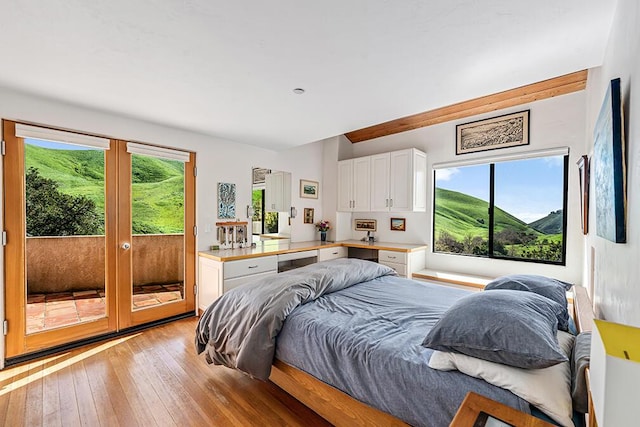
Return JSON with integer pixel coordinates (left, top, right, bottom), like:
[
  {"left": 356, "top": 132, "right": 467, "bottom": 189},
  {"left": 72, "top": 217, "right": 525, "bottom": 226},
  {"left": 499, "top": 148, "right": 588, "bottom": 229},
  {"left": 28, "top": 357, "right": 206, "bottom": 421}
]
[
  {"left": 303, "top": 208, "right": 314, "bottom": 224},
  {"left": 577, "top": 155, "right": 590, "bottom": 235},
  {"left": 252, "top": 167, "right": 271, "bottom": 184},
  {"left": 354, "top": 219, "right": 377, "bottom": 231},
  {"left": 300, "top": 179, "right": 319, "bottom": 199},
  {"left": 390, "top": 218, "right": 406, "bottom": 231}
]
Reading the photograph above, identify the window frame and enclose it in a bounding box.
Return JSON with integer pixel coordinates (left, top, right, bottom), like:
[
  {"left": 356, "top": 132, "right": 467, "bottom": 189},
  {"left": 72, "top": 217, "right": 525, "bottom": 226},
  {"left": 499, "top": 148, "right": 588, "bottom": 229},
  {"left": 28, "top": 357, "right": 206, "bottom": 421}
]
[{"left": 432, "top": 154, "right": 569, "bottom": 266}]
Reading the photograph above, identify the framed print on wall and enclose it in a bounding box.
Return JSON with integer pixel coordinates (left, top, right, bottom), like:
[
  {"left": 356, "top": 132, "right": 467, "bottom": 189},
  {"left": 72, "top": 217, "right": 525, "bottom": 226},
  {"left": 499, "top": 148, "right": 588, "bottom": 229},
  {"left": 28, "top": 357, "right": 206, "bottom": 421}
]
[
  {"left": 390, "top": 218, "right": 406, "bottom": 231},
  {"left": 354, "top": 219, "right": 377, "bottom": 231},
  {"left": 577, "top": 155, "right": 590, "bottom": 235},
  {"left": 303, "top": 208, "right": 314, "bottom": 224},
  {"left": 300, "top": 179, "right": 319, "bottom": 199},
  {"left": 456, "top": 110, "right": 530, "bottom": 155},
  {"left": 593, "top": 78, "right": 626, "bottom": 243},
  {"left": 252, "top": 167, "right": 271, "bottom": 185},
  {"left": 217, "top": 182, "right": 236, "bottom": 219}
]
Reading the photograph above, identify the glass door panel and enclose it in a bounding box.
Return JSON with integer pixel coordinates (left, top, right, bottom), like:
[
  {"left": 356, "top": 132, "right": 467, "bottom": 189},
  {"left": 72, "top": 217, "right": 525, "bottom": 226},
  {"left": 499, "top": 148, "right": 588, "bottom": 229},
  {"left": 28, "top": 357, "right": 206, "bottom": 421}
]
[
  {"left": 117, "top": 141, "right": 195, "bottom": 329},
  {"left": 130, "top": 153, "right": 185, "bottom": 311},
  {"left": 24, "top": 138, "right": 107, "bottom": 333}
]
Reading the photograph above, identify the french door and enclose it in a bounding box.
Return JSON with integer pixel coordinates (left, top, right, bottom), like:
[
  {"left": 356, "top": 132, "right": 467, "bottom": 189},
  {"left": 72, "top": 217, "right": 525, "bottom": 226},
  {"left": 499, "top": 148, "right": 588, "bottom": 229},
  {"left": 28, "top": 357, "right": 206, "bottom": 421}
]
[{"left": 2, "top": 120, "right": 196, "bottom": 358}]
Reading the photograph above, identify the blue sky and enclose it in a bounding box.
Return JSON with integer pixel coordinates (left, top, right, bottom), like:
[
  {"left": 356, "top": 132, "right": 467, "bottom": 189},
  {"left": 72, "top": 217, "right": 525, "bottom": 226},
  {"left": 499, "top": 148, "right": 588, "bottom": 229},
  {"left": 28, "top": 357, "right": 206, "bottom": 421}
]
[
  {"left": 26, "top": 138, "right": 89, "bottom": 150},
  {"left": 435, "top": 156, "right": 564, "bottom": 223}
]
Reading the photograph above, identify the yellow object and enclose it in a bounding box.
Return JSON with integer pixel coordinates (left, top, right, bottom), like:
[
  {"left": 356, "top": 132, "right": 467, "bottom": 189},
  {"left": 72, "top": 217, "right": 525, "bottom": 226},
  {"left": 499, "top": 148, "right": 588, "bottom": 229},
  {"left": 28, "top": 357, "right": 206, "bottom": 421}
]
[
  {"left": 590, "top": 319, "right": 640, "bottom": 427},
  {"left": 593, "top": 319, "right": 640, "bottom": 362}
]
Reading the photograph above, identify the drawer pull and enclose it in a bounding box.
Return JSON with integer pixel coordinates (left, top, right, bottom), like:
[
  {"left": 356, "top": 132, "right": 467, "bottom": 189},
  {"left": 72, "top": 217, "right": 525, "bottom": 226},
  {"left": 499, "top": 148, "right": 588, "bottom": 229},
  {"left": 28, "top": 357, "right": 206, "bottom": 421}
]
[
  {"left": 248, "top": 265, "right": 259, "bottom": 269},
  {"left": 387, "top": 255, "right": 397, "bottom": 259},
  {"left": 332, "top": 252, "right": 338, "bottom": 255}
]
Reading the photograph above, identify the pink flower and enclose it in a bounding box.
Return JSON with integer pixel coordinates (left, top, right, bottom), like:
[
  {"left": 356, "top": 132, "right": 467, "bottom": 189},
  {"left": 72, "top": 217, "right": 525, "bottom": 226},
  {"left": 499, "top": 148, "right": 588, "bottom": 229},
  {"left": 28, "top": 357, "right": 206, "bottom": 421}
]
[{"left": 315, "top": 220, "right": 331, "bottom": 232}]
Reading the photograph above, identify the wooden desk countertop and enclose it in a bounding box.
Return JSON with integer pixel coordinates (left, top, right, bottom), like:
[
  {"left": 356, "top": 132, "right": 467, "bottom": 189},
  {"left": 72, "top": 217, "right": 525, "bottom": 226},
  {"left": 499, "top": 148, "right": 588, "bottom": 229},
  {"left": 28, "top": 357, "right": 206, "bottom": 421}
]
[{"left": 199, "top": 240, "right": 428, "bottom": 262}]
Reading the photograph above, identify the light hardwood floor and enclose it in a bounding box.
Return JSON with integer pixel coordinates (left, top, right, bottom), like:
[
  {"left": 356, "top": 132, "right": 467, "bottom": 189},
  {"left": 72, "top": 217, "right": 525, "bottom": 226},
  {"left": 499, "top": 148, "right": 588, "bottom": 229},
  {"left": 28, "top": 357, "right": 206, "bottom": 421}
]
[{"left": 0, "top": 317, "right": 331, "bottom": 426}]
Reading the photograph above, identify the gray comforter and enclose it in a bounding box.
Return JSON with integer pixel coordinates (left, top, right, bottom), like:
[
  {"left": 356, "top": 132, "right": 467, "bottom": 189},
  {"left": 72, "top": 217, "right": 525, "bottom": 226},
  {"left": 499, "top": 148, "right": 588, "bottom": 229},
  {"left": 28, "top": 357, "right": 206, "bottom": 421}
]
[
  {"left": 195, "top": 258, "right": 397, "bottom": 380},
  {"left": 275, "top": 273, "right": 531, "bottom": 426}
]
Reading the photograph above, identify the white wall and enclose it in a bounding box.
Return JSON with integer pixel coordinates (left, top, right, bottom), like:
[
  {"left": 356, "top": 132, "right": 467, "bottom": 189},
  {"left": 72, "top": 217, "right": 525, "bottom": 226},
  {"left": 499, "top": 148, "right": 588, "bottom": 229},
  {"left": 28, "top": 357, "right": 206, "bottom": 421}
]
[
  {"left": 0, "top": 86, "right": 325, "bottom": 364},
  {"left": 0, "top": 86, "right": 324, "bottom": 249},
  {"left": 583, "top": 0, "right": 640, "bottom": 326},
  {"left": 324, "top": 91, "right": 587, "bottom": 283}
]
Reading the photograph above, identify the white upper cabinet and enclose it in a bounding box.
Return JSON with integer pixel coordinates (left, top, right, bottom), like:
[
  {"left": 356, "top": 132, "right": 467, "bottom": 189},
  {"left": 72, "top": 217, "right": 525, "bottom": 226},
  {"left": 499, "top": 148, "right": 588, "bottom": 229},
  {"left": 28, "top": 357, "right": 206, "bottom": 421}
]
[
  {"left": 339, "top": 148, "right": 426, "bottom": 213},
  {"left": 389, "top": 148, "right": 427, "bottom": 212},
  {"left": 370, "top": 153, "right": 391, "bottom": 211},
  {"left": 265, "top": 171, "right": 291, "bottom": 212},
  {"left": 370, "top": 148, "right": 428, "bottom": 212},
  {"left": 337, "top": 160, "right": 353, "bottom": 211},
  {"left": 337, "top": 156, "right": 371, "bottom": 212}
]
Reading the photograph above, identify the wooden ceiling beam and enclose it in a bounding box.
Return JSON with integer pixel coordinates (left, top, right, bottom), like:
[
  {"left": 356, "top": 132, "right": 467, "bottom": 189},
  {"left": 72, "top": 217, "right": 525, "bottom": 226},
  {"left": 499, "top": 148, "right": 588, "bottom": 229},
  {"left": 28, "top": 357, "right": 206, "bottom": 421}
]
[{"left": 345, "top": 69, "right": 588, "bottom": 143}]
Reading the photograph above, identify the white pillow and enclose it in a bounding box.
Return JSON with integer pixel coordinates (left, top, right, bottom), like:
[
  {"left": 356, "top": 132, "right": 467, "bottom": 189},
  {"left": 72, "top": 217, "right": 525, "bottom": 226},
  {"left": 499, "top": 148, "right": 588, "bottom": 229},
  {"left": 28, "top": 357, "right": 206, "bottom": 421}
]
[{"left": 428, "top": 331, "right": 574, "bottom": 427}]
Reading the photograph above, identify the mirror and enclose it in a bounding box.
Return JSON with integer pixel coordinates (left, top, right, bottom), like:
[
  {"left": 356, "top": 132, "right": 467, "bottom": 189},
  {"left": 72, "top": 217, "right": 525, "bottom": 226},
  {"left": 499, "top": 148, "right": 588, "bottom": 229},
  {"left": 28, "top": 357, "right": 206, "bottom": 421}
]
[{"left": 251, "top": 167, "right": 291, "bottom": 243}]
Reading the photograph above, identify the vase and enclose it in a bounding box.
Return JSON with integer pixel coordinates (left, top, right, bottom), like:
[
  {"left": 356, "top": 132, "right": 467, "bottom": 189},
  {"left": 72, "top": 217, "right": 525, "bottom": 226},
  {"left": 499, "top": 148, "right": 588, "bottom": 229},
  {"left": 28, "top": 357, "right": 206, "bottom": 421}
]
[{"left": 320, "top": 231, "right": 327, "bottom": 242}]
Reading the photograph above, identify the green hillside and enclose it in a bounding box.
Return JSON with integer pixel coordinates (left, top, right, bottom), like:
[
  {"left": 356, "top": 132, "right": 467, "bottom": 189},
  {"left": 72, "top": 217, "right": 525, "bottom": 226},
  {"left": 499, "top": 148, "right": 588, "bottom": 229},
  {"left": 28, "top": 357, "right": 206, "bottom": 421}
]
[
  {"left": 434, "top": 187, "right": 563, "bottom": 261},
  {"left": 529, "top": 210, "right": 564, "bottom": 234},
  {"left": 25, "top": 143, "right": 184, "bottom": 234},
  {"left": 434, "top": 187, "right": 537, "bottom": 241}
]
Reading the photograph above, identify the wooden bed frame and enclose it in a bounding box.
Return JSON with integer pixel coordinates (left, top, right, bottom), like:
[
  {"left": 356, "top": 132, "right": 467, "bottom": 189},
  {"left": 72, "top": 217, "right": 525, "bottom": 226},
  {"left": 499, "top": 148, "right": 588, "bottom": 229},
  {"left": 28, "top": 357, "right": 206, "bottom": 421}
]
[{"left": 268, "top": 285, "right": 597, "bottom": 427}]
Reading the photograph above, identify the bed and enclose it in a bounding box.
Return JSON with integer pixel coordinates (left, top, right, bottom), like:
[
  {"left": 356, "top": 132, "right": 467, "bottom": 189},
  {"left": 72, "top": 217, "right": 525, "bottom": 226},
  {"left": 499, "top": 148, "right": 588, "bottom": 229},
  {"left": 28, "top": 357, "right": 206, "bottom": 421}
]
[{"left": 196, "top": 258, "right": 592, "bottom": 427}]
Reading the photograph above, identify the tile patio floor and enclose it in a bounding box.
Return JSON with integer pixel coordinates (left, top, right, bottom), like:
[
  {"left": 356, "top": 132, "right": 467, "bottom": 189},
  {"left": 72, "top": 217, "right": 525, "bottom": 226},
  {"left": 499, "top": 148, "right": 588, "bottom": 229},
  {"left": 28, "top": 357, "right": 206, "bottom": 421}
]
[{"left": 26, "top": 283, "right": 184, "bottom": 334}]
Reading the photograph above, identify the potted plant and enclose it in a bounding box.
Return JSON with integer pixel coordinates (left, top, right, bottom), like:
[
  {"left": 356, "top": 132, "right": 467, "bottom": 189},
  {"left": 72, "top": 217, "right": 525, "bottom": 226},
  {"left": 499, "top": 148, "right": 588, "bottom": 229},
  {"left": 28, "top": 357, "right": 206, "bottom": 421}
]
[{"left": 315, "top": 220, "right": 331, "bottom": 242}]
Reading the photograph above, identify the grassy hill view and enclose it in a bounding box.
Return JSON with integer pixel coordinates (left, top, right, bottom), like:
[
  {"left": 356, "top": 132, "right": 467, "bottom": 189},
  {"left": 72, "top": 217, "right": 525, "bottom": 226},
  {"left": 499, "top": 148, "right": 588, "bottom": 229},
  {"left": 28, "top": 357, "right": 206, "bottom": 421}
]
[
  {"left": 434, "top": 187, "right": 563, "bottom": 261},
  {"left": 26, "top": 143, "right": 185, "bottom": 234},
  {"left": 529, "top": 209, "right": 564, "bottom": 234},
  {"left": 434, "top": 187, "right": 536, "bottom": 241}
]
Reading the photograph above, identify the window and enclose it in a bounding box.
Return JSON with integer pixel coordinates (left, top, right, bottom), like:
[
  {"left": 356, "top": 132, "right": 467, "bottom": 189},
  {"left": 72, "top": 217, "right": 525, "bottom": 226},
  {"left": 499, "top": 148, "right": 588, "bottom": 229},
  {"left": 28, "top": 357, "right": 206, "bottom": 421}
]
[{"left": 433, "top": 153, "right": 568, "bottom": 264}]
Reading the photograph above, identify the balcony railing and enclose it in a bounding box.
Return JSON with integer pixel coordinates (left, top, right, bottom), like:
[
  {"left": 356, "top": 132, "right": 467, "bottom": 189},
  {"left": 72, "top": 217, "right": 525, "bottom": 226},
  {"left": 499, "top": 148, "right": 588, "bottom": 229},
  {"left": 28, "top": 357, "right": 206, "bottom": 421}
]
[{"left": 26, "top": 234, "right": 185, "bottom": 294}]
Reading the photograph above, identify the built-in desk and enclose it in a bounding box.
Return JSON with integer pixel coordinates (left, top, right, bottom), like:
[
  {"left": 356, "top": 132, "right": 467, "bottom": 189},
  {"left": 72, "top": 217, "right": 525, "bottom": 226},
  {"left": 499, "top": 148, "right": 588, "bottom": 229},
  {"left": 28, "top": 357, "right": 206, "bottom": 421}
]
[{"left": 198, "top": 240, "right": 427, "bottom": 311}]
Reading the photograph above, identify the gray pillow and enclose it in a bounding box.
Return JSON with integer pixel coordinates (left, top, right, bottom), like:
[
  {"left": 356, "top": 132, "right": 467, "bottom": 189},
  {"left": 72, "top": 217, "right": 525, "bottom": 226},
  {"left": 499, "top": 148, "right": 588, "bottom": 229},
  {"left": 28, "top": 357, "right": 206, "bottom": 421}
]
[
  {"left": 484, "top": 274, "right": 572, "bottom": 332},
  {"left": 422, "top": 290, "right": 568, "bottom": 369}
]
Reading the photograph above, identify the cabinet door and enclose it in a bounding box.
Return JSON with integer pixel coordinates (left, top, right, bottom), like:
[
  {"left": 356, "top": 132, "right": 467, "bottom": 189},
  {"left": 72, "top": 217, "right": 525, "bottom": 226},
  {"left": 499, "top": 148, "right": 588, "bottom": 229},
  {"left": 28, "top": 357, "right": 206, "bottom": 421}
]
[
  {"left": 265, "top": 172, "right": 290, "bottom": 212},
  {"left": 265, "top": 172, "right": 282, "bottom": 212},
  {"left": 412, "top": 150, "right": 428, "bottom": 212},
  {"left": 337, "top": 160, "right": 354, "bottom": 212},
  {"left": 352, "top": 156, "right": 371, "bottom": 211},
  {"left": 198, "top": 257, "right": 223, "bottom": 311},
  {"left": 370, "top": 153, "right": 390, "bottom": 212},
  {"left": 389, "top": 149, "right": 412, "bottom": 211}
]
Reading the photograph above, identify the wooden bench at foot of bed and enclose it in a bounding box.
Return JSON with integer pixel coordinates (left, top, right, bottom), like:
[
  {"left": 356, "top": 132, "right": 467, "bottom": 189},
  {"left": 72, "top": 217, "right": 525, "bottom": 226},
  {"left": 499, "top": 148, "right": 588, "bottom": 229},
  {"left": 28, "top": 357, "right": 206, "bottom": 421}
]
[{"left": 269, "top": 285, "right": 597, "bottom": 427}]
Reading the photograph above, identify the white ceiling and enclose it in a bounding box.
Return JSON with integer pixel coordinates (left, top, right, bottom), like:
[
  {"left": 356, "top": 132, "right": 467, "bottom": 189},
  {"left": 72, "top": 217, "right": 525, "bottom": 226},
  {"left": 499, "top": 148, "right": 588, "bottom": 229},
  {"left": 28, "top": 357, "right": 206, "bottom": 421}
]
[{"left": 0, "top": 1, "right": 617, "bottom": 150}]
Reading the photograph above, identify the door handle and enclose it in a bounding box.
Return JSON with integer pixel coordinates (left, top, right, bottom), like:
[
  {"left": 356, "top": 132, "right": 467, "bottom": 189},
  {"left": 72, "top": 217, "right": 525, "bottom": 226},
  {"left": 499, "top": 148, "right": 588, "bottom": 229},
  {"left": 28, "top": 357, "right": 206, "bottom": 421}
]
[{"left": 122, "top": 242, "right": 131, "bottom": 250}]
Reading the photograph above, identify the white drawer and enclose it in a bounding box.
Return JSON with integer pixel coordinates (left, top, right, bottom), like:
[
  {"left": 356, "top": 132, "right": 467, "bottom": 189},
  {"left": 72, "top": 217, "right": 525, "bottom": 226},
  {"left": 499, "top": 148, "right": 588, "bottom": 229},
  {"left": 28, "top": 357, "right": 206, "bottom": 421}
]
[
  {"left": 318, "top": 246, "right": 348, "bottom": 262},
  {"left": 224, "top": 271, "right": 278, "bottom": 292},
  {"left": 378, "top": 250, "right": 407, "bottom": 265},
  {"left": 379, "top": 260, "right": 407, "bottom": 277},
  {"left": 278, "top": 250, "right": 318, "bottom": 262},
  {"left": 224, "top": 256, "right": 278, "bottom": 279}
]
